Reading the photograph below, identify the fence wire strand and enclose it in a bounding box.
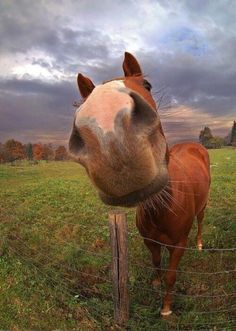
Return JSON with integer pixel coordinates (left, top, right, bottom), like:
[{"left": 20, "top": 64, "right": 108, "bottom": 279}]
[
  {"left": 6, "top": 233, "right": 236, "bottom": 298},
  {"left": 3, "top": 221, "right": 236, "bottom": 329},
  {"left": 128, "top": 231, "right": 236, "bottom": 251},
  {"left": 6, "top": 235, "right": 112, "bottom": 284},
  {"left": 130, "top": 260, "right": 236, "bottom": 275}
]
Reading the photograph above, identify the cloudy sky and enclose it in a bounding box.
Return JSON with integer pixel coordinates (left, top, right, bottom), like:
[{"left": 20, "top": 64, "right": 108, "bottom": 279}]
[{"left": 0, "top": 0, "right": 235, "bottom": 145}]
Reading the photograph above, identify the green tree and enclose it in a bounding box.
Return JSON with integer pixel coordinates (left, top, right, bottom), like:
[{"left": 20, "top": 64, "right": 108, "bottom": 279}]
[
  {"left": 230, "top": 121, "right": 236, "bottom": 146},
  {"left": 208, "top": 136, "right": 224, "bottom": 149},
  {"left": 25, "top": 143, "right": 33, "bottom": 160},
  {"left": 199, "top": 127, "right": 213, "bottom": 147}
]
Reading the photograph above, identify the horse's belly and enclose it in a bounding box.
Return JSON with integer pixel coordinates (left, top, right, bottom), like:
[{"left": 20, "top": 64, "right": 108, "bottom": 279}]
[{"left": 193, "top": 182, "right": 209, "bottom": 215}]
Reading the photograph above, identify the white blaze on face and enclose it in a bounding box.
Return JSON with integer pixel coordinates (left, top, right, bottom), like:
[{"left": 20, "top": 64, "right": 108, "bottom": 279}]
[{"left": 76, "top": 80, "right": 134, "bottom": 133}]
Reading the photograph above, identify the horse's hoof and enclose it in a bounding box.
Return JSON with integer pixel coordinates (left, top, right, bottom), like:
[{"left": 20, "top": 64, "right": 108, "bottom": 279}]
[
  {"left": 152, "top": 278, "right": 161, "bottom": 287},
  {"left": 197, "top": 243, "right": 202, "bottom": 251},
  {"left": 161, "top": 309, "right": 172, "bottom": 317}
]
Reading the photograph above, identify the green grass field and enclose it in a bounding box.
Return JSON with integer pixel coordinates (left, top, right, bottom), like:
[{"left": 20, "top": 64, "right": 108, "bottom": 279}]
[{"left": 0, "top": 148, "right": 235, "bottom": 330}]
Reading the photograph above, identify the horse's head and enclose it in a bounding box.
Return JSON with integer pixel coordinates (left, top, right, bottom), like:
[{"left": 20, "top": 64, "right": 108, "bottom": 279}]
[{"left": 69, "top": 52, "right": 168, "bottom": 206}]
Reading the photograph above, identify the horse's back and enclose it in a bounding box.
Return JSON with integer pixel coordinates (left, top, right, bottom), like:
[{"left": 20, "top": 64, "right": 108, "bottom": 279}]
[
  {"left": 170, "top": 142, "right": 210, "bottom": 177},
  {"left": 169, "top": 142, "right": 211, "bottom": 216}
]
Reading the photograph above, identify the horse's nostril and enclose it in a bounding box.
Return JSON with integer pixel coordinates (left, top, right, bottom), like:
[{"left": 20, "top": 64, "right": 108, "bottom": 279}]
[
  {"left": 69, "top": 125, "right": 85, "bottom": 155},
  {"left": 130, "top": 91, "right": 157, "bottom": 126}
]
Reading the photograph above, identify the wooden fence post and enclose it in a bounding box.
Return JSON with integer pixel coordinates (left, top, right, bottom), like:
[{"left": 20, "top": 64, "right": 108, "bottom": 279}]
[{"left": 109, "top": 211, "right": 129, "bottom": 327}]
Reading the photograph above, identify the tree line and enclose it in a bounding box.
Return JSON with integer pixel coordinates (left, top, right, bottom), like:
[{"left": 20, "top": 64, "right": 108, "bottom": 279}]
[
  {"left": 1, "top": 120, "right": 235, "bottom": 163},
  {"left": 0, "top": 139, "right": 69, "bottom": 163},
  {"left": 199, "top": 120, "right": 236, "bottom": 149}
]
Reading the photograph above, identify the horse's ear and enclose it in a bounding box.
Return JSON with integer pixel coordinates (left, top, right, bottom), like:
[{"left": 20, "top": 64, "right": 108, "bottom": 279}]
[
  {"left": 123, "top": 52, "right": 142, "bottom": 77},
  {"left": 77, "top": 73, "right": 95, "bottom": 98}
]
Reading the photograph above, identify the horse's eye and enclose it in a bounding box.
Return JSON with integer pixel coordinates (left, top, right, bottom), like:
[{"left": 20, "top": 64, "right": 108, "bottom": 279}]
[{"left": 143, "top": 79, "right": 152, "bottom": 91}]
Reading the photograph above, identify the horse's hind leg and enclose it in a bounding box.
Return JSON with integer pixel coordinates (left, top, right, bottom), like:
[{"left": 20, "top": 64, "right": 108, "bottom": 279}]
[
  {"left": 196, "top": 206, "right": 206, "bottom": 251},
  {"left": 144, "top": 240, "right": 161, "bottom": 286}
]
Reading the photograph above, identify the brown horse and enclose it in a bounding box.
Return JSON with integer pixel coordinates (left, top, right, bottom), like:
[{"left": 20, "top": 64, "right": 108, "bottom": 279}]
[{"left": 69, "top": 52, "right": 211, "bottom": 316}]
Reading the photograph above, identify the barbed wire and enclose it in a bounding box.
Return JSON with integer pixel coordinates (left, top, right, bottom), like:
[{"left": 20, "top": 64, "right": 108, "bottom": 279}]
[
  {"left": 5, "top": 235, "right": 112, "bottom": 284},
  {"left": 7, "top": 246, "right": 114, "bottom": 310},
  {"left": 3, "top": 226, "right": 236, "bottom": 328},
  {"left": 4, "top": 246, "right": 233, "bottom": 308},
  {"left": 131, "top": 304, "right": 236, "bottom": 330},
  {"left": 128, "top": 231, "right": 236, "bottom": 251},
  {"left": 131, "top": 302, "right": 236, "bottom": 315},
  {"left": 6, "top": 232, "right": 236, "bottom": 280},
  {"left": 129, "top": 282, "right": 236, "bottom": 298},
  {"left": 6, "top": 233, "right": 236, "bottom": 277},
  {"left": 130, "top": 260, "right": 236, "bottom": 275}
]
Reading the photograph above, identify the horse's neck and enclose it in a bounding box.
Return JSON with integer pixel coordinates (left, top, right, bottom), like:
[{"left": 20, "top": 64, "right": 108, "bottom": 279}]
[
  {"left": 138, "top": 180, "right": 172, "bottom": 218},
  {"left": 138, "top": 151, "right": 186, "bottom": 216},
  {"left": 167, "top": 148, "right": 189, "bottom": 179}
]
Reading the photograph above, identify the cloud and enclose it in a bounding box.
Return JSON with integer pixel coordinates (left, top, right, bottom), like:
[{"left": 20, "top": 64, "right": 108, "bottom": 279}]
[
  {"left": 0, "top": 0, "right": 235, "bottom": 144},
  {"left": 0, "top": 78, "right": 77, "bottom": 144},
  {"left": 161, "top": 105, "right": 234, "bottom": 144}
]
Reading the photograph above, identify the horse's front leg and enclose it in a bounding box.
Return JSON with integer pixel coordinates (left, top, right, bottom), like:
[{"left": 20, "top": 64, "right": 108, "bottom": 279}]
[
  {"left": 161, "top": 239, "right": 187, "bottom": 316},
  {"left": 144, "top": 239, "right": 161, "bottom": 286}
]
